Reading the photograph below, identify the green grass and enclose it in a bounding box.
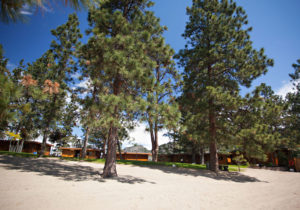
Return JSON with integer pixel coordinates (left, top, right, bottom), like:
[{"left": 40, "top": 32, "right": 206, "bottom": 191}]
[
  {"left": 228, "top": 164, "right": 248, "bottom": 172},
  {"left": 0, "top": 150, "right": 38, "bottom": 158},
  {"left": 60, "top": 157, "right": 247, "bottom": 172},
  {"left": 0, "top": 151, "right": 248, "bottom": 172}
]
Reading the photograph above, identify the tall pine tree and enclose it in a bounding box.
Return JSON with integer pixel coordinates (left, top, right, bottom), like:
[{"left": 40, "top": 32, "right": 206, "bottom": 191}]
[
  {"left": 82, "top": 0, "right": 170, "bottom": 177},
  {"left": 177, "top": 0, "right": 273, "bottom": 171}
]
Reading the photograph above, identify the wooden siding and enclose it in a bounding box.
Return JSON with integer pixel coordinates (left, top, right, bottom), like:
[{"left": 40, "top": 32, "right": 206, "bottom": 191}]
[
  {"left": 0, "top": 140, "right": 51, "bottom": 155},
  {"left": 117, "top": 153, "right": 149, "bottom": 161},
  {"left": 295, "top": 158, "right": 300, "bottom": 172},
  {"left": 158, "top": 153, "right": 232, "bottom": 165},
  {"left": 60, "top": 148, "right": 100, "bottom": 159}
]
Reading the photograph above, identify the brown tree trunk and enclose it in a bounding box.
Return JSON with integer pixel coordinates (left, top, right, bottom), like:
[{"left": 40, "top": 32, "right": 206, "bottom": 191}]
[
  {"left": 103, "top": 126, "right": 118, "bottom": 178},
  {"left": 149, "top": 120, "right": 159, "bottom": 162},
  {"left": 117, "top": 137, "right": 123, "bottom": 160},
  {"left": 209, "top": 103, "right": 218, "bottom": 172},
  {"left": 81, "top": 127, "right": 90, "bottom": 159},
  {"left": 200, "top": 146, "right": 205, "bottom": 165},
  {"left": 192, "top": 147, "right": 196, "bottom": 163},
  {"left": 40, "top": 128, "right": 48, "bottom": 157},
  {"left": 102, "top": 75, "right": 121, "bottom": 178}
]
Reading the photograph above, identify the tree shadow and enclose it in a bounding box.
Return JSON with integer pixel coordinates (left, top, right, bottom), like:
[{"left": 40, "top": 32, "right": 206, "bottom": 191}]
[
  {"left": 125, "top": 164, "right": 266, "bottom": 183},
  {"left": 0, "top": 155, "right": 154, "bottom": 184}
]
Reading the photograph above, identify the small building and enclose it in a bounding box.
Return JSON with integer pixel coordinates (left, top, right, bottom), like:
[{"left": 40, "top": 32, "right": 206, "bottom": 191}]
[
  {"left": 158, "top": 153, "right": 232, "bottom": 165},
  {"left": 60, "top": 147, "right": 152, "bottom": 161},
  {"left": 60, "top": 147, "right": 100, "bottom": 159},
  {"left": 0, "top": 140, "right": 52, "bottom": 155},
  {"left": 117, "top": 152, "right": 151, "bottom": 161}
]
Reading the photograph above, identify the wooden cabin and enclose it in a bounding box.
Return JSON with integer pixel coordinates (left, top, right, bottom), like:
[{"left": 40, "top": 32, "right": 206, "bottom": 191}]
[
  {"left": 158, "top": 153, "right": 232, "bottom": 165},
  {"left": 117, "top": 152, "right": 151, "bottom": 161},
  {"left": 0, "top": 140, "right": 52, "bottom": 155},
  {"left": 60, "top": 147, "right": 151, "bottom": 161},
  {"left": 60, "top": 147, "right": 100, "bottom": 159}
]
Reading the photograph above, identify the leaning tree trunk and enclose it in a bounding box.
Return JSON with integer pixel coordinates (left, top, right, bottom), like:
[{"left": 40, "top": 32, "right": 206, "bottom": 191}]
[
  {"left": 81, "top": 127, "right": 90, "bottom": 159},
  {"left": 209, "top": 101, "right": 218, "bottom": 172},
  {"left": 103, "top": 126, "right": 118, "bottom": 178}
]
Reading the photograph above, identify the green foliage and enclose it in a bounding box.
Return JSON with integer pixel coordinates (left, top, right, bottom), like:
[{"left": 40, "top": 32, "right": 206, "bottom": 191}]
[
  {"left": 0, "top": 46, "right": 21, "bottom": 136},
  {"left": 176, "top": 0, "right": 273, "bottom": 170},
  {"left": 0, "top": 0, "right": 91, "bottom": 23},
  {"left": 0, "top": 150, "right": 38, "bottom": 158},
  {"left": 285, "top": 59, "right": 300, "bottom": 146},
  {"left": 234, "top": 84, "right": 285, "bottom": 161}
]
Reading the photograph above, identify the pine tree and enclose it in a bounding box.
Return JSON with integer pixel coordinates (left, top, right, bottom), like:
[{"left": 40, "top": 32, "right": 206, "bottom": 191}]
[
  {"left": 82, "top": 0, "right": 168, "bottom": 177},
  {"left": 0, "top": 45, "right": 21, "bottom": 136},
  {"left": 235, "top": 84, "right": 285, "bottom": 161},
  {"left": 286, "top": 60, "right": 300, "bottom": 146},
  {"left": 0, "top": 0, "right": 91, "bottom": 23},
  {"left": 177, "top": 0, "right": 273, "bottom": 171},
  {"left": 142, "top": 20, "right": 181, "bottom": 162},
  {"left": 26, "top": 14, "right": 82, "bottom": 156}
]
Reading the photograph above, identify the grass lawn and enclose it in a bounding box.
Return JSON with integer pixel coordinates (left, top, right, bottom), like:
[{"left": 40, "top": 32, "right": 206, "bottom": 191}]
[{"left": 0, "top": 150, "right": 247, "bottom": 172}]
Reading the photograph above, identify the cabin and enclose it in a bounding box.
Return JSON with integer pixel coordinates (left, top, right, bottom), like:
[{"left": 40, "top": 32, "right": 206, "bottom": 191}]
[
  {"left": 158, "top": 153, "right": 232, "bottom": 164},
  {"left": 117, "top": 152, "right": 151, "bottom": 161},
  {"left": 60, "top": 147, "right": 100, "bottom": 159},
  {"left": 60, "top": 147, "right": 152, "bottom": 161},
  {"left": 0, "top": 140, "right": 52, "bottom": 155}
]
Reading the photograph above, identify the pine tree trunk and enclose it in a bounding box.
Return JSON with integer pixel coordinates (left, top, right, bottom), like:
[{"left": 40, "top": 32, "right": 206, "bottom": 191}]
[
  {"left": 17, "top": 139, "right": 24, "bottom": 153},
  {"left": 209, "top": 102, "right": 219, "bottom": 172},
  {"left": 40, "top": 128, "right": 48, "bottom": 157},
  {"left": 117, "top": 137, "right": 123, "bottom": 160},
  {"left": 103, "top": 126, "right": 118, "bottom": 178},
  {"left": 102, "top": 76, "right": 121, "bottom": 178},
  {"left": 81, "top": 127, "right": 90, "bottom": 159},
  {"left": 154, "top": 122, "right": 159, "bottom": 162},
  {"left": 200, "top": 146, "right": 205, "bottom": 165},
  {"left": 149, "top": 120, "right": 158, "bottom": 162},
  {"left": 192, "top": 147, "right": 196, "bottom": 163}
]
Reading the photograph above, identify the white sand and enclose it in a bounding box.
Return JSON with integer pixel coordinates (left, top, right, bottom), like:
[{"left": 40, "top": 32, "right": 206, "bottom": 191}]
[{"left": 0, "top": 155, "right": 299, "bottom": 210}]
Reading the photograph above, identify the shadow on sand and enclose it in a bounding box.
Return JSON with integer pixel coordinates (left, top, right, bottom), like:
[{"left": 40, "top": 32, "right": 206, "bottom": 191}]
[
  {"left": 0, "top": 155, "right": 154, "bottom": 184},
  {"left": 130, "top": 164, "right": 265, "bottom": 183},
  {"left": 0, "top": 155, "right": 264, "bottom": 183}
]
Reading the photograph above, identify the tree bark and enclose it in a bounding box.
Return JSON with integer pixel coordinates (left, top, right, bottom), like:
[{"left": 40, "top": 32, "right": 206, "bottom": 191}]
[
  {"left": 81, "top": 127, "right": 90, "bottom": 159},
  {"left": 149, "top": 120, "right": 159, "bottom": 162},
  {"left": 102, "top": 75, "right": 121, "bottom": 178},
  {"left": 103, "top": 126, "right": 118, "bottom": 178},
  {"left": 40, "top": 128, "right": 48, "bottom": 157},
  {"left": 200, "top": 146, "right": 205, "bottom": 165},
  {"left": 209, "top": 103, "right": 218, "bottom": 172},
  {"left": 192, "top": 147, "right": 196, "bottom": 163}
]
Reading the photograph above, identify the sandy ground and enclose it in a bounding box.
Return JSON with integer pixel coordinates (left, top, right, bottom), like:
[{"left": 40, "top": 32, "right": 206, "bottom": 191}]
[{"left": 0, "top": 155, "right": 299, "bottom": 210}]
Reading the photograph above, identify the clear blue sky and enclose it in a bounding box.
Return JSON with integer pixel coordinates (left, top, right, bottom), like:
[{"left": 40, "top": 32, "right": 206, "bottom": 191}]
[
  {"left": 1, "top": 0, "right": 299, "bottom": 95},
  {"left": 1, "top": 0, "right": 299, "bottom": 141}
]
